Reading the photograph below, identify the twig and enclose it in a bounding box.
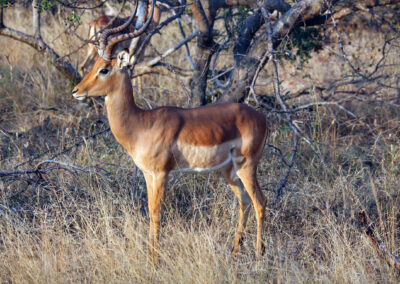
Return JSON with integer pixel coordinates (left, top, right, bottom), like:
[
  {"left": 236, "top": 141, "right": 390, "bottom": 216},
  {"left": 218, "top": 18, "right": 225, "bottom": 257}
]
[
  {"left": 359, "top": 211, "right": 400, "bottom": 272},
  {"left": 329, "top": 5, "right": 369, "bottom": 80},
  {"left": 36, "top": 160, "right": 90, "bottom": 173},
  {"left": 159, "top": 1, "right": 195, "bottom": 69},
  {"left": 14, "top": 127, "right": 111, "bottom": 169},
  {"left": 272, "top": 136, "right": 299, "bottom": 207},
  {"left": 0, "top": 169, "right": 42, "bottom": 177},
  {"left": 248, "top": 43, "right": 270, "bottom": 107},
  {"left": 139, "top": 30, "right": 199, "bottom": 67},
  {"left": 134, "top": 1, "right": 187, "bottom": 63},
  {"left": 329, "top": 5, "right": 400, "bottom": 91},
  {"left": 211, "top": 42, "right": 232, "bottom": 88},
  {"left": 259, "top": 2, "right": 325, "bottom": 165}
]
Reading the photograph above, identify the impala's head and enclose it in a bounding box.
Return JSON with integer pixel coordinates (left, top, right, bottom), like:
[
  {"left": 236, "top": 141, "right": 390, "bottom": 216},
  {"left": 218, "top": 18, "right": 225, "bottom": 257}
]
[
  {"left": 72, "top": 50, "right": 130, "bottom": 100},
  {"left": 72, "top": 0, "right": 155, "bottom": 101}
]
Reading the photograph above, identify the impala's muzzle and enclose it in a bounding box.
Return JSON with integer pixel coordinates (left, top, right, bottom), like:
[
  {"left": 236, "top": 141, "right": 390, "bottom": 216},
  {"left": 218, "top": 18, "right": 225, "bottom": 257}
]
[{"left": 72, "top": 89, "right": 87, "bottom": 101}]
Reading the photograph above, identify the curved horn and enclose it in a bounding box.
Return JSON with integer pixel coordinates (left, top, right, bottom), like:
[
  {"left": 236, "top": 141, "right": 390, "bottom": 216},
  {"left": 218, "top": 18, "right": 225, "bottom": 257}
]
[
  {"left": 103, "top": 0, "right": 156, "bottom": 61},
  {"left": 98, "top": 0, "right": 139, "bottom": 61}
]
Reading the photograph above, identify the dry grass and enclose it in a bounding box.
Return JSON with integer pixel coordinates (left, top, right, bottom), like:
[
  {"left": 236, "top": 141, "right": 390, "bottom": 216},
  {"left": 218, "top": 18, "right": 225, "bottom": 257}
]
[
  {"left": 0, "top": 61, "right": 399, "bottom": 282},
  {"left": 1, "top": 4, "right": 400, "bottom": 283}
]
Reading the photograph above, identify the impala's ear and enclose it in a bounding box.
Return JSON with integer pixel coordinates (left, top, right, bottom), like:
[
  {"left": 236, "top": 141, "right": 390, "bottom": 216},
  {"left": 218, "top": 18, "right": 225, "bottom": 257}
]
[{"left": 117, "top": 49, "right": 130, "bottom": 69}]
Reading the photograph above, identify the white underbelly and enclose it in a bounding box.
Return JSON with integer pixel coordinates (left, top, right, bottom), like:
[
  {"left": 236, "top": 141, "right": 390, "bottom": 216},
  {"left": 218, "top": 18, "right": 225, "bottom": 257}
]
[
  {"left": 171, "top": 139, "right": 241, "bottom": 173},
  {"left": 171, "top": 152, "right": 232, "bottom": 173}
]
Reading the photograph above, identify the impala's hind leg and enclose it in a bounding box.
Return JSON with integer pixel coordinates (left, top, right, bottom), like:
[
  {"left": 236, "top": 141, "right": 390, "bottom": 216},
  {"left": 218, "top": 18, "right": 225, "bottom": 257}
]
[
  {"left": 236, "top": 164, "right": 266, "bottom": 257},
  {"left": 221, "top": 163, "right": 251, "bottom": 254}
]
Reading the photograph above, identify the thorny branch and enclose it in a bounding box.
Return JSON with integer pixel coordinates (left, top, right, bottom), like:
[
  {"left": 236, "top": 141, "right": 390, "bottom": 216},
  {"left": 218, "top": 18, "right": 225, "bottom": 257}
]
[
  {"left": 359, "top": 211, "right": 400, "bottom": 273},
  {"left": 329, "top": 4, "right": 400, "bottom": 91},
  {"left": 252, "top": 1, "right": 325, "bottom": 203},
  {"left": 0, "top": 1, "right": 82, "bottom": 82},
  {"left": 158, "top": 1, "right": 195, "bottom": 69},
  {"left": 259, "top": 1, "right": 325, "bottom": 165},
  {"left": 134, "top": 1, "right": 187, "bottom": 65},
  {"left": 14, "top": 127, "right": 111, "bottom": 169},
  {"left": 272, "top": 136, "right": 299, "bottom": 207},
  {"left": 137, "top": 30, "right": 199, "bottom": 69},
  {"left": 1, "top": 160, "right": 88, "bottom": 188},
  {"left": 251, "top": 0, "right": 333, "bottom": 204}
]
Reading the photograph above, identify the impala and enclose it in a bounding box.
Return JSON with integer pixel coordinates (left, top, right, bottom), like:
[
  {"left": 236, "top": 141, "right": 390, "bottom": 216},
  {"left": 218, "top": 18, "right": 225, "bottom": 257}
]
[
  {"left": 72, "top": 0, "right": 267, "bottom": 258},
  {"left": 79, "top": 4, "right": 161, "bottom": 74}
]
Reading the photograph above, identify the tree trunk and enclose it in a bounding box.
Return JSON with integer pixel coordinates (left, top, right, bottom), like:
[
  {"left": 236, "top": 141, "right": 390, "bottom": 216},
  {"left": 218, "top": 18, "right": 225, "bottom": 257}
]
[{"left": 190, "top": 0, "right": 217, "bottom": 105}]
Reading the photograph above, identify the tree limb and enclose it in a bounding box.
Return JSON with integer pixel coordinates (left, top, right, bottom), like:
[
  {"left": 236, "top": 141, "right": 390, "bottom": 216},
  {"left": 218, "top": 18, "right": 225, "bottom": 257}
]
[
  {"left": 220, "top": 0, "right": 339, "bottom": 103},
  {"left": 0, "top": 25, "right": 81, "bottom": 82},
  {"left": 138, "top": 30, "right": 199, "bottom": 68}
]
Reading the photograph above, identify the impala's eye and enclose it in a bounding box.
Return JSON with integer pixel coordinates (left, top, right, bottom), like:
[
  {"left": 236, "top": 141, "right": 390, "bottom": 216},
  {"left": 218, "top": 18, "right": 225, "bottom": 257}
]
[{"left": 99, "top": 68, "right": 109, "bottom": 75}]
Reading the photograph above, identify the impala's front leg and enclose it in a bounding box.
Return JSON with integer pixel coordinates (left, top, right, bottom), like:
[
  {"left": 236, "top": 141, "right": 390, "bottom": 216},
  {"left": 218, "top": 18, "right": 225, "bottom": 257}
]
[
  {"left": 143, "top": 172, "right": 155, "bottom": 253},
  {"left": 147, "top": 172, "right": 168, "bottom": 259}
]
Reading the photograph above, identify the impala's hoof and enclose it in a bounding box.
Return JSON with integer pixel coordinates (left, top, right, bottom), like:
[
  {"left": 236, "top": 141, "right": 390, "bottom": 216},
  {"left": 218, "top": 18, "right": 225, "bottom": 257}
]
[
  {"left": 261, "top": 242, "right": 266, "bottom": 256},
  {"left": 255, "top": 242, "right": 266, "bottom": 259},
  {"left": 232, "top": 236, "right": 244, "bottom": 255}
]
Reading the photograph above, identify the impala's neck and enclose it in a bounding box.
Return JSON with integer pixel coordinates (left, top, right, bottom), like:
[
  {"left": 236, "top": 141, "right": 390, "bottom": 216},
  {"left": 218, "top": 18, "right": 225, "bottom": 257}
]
[{"left": 105, "top": 70, "right": 141, "bottom": 151}]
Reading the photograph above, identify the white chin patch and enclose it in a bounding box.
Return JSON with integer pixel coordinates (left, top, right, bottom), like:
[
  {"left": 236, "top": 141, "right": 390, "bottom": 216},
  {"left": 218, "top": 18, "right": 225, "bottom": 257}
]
[{"left": 73, "top": 94, "right": 86, "bottom": 101}]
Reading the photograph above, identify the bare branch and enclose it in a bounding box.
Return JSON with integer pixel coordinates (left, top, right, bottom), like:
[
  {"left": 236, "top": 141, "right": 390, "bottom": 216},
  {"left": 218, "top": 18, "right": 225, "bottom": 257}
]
[
  {"left": 0, "top": 2, "right": 82, "bottom": 82},
  {"left": 133, "top": 1, "right": 187, "bottom": 65},
  {"left": 0, "top": 25, "right": 81, "bottom": 82},
  {"left": 32, "top": 0, "right": 41, "bottom": 38},
  {"left": 15, "top": 127, "right": 111, "bottom": 169},
  {"left": 359, "top": 211, "right": 400, "bottom": 272},
  {"left": 0, "top": 169, "right": 41, "bottom": 177},
  {"left": 271, "top": 136, "right": 299, "bottom": 207},
  {"left": 220, "top": 0, "right": 290, "bottom": 12},
  {"left": 138, "top": 30, "right": 199, "bottom": 68},
  {"left": 36, "top": 160, "right": 90, "bottom": 173},
  {"left": 259, "top": 1, "right": 325, "bottom": 164},
  {"left": 134, "top": 63, "right": 193, "bottom": 77},
  {"left": 220, "top": 0, "right": 340, "bottom": 103},
  {"left": 158, "top": 1, "right": 195, "bottom": 69}
]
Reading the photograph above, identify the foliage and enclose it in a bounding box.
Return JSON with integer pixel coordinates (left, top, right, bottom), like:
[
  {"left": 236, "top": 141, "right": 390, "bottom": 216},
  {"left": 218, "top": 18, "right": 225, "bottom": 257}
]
[
  {"left": 280, "top": 26, "right": 323, "bottom": 62},
  {"left": 38, "top": 0, "right": 54, "bottom": 11},
  {"left": 231, "top": 6, "right": 252, "bottom": 37},
  {"left": 63, "top": 11, "right": 81, "bottom": 25},
  {"left": 0, "top": 0, "right": 11, "bottom": 9}
]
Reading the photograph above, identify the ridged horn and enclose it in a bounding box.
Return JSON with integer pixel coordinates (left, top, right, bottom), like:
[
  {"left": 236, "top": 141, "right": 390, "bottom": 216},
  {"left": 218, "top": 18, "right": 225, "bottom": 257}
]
[
  {"left": 98, "top": 0, "right": 139, "bottom": 61},
  {"left": 102, "top": 0, "right": 156, "bottom": 61}
]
